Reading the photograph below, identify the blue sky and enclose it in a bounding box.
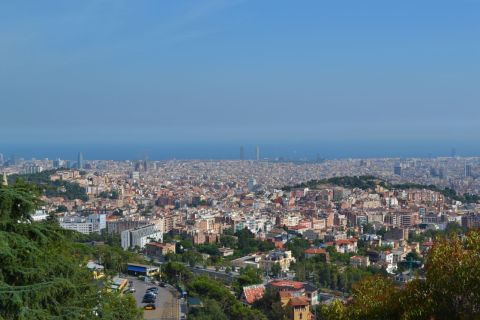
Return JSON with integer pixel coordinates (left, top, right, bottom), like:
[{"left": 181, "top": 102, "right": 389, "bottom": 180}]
[{"left": 0, "top": 0, "right": 479, "bottom": 148}]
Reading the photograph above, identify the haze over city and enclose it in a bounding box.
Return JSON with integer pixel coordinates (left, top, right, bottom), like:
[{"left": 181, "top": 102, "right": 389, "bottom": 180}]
[{"left": 1, "top": 0, "right": 479, "bottom": 159}]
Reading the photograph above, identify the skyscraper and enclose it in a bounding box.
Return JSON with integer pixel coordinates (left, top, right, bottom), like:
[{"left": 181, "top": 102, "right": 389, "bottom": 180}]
[
  {"left": 451, "top": 147, "right": 457, "bottom": 158},
  {"left": 394, "top": 163, "right": 402, "bottom": 176},
  {"left": 77, "top": 152, "right": 84, "bottom": 170},
  {"left": 465, "top": 163, "right": 473, "bottom": 178},
  {"left": 255, "top": 146, "right": 260, "bottom": 161},
  {"left": 240, "top": 146, "right": 245, "bottom": 160}
]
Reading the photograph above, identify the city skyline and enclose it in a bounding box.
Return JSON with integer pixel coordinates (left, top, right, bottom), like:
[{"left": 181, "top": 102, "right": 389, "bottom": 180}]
[{"left": 1, "top": 141, "right": 480, "bottom": 161}]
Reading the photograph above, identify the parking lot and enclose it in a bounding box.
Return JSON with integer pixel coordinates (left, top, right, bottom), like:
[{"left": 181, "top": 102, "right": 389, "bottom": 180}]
[{"left": 128, "top": 277, "right": 180, "bottom": 320}]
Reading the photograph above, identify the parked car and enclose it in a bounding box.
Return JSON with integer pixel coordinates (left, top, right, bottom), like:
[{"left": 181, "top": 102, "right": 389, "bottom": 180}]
[{"left": 142, "top": 297, "right": 155, "bottom": 303}]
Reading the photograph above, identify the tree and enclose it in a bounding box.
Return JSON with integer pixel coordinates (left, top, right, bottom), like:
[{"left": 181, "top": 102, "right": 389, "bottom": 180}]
[
  {"left": 270, "top": 262, "right": 282, "bottom": 278},
  {"left": 233, "top": 266, "right": 263, "bottom": 295},
  {"left": 286, "top": 237, "right": 310, "bottom": 261},
  {"left": 0, "top": 182, "right": 142, "bottom": 319},
  {"left": 187, "top": 276, "right": 267, "bottom": 320},
  {"left": 348, "top": 276, "right": 400, "bottom": 320},
  {"left": 253, "top": 287, "right": 287, "bottom": 320},
  {"left": 162, "top": 262, "right": 192, "bottom": 285},
  {"left": 220, "top": 234, "right": 237, "bottom": 248},
  {"left": 189, "top": 298, "right": 228, "bottom": 320}
]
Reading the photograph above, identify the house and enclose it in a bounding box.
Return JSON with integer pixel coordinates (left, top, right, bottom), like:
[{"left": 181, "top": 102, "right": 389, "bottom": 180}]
[
  {"left": 379, "top": 251, "right": 394, "bottom": 265},
  {"left": 334, "top": 238, "right": 358, "bottom": 253},
  {"left": 260, "top": 250, "right": 296, "bottom": 272},
  {"left": 242, "top": 284, "right": 266, "bottom": 305},
  {"left": 145, "top": 241, "right": 176, "bottom": 260},
  {"left": 268, "top": 280, "right": 319, "bottom": 306},
  {"left": 350, "top": 255, "right": 370, "bottom": 268},
  {"left": 288, "top": 297, "right": 313, "bottom": 320},
  {"left": 218, "top": 247, "right": 234, "bottom": 257}
]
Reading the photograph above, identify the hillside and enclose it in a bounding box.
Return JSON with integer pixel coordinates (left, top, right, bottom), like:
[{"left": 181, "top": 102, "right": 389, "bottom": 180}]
[{"left": 285, "top": 175, "right": 480, "bottom": 203}]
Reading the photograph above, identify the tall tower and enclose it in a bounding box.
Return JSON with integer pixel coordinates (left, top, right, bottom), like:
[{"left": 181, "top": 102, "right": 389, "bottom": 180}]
[
  {"left": 465, "top": 162, "right": 472, "bottom": 178},
  {"left": 2, "top": 172, "right": 7, "bottom": 186},
  {"left": 394, "top": 163, "right": 402, "bottom": 176},
  {"left": 451, "top": 147, "right": 457, "bottom": 158},
  {"left": 77, "top": 152, "right": 84, "bottom": 170},
  {"left": 240, "top": 146, "right": 245, "bottom": 160},
  {"left": 255, "top": 146, "right": 260, "bottom": 161}
]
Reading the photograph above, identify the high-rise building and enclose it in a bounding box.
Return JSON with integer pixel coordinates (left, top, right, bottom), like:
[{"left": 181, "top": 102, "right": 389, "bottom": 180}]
[
  {"left": 77, "top": 152, "right": 84, "bottom": 169},
  {"left": 451, "top": 147, "right": 457, "bottom": 158},
  {"left": 255, "top": 146, "right": 260, "bottom": 161},
  {"left": 394, "top": 164, "right": 402, "bottom": 176},
  {"left": 240, "top": 146, "right": 245, "bottom": 160},
  {"left": 465, "top": 163, "right": 473, "bottom": 178},
  {"left": 0, "top": 153, "right": 4, "bottom": 165},
  {"left": 53, "top": 158, "right": 64, "bottom": 168},
  {"left": 23, "top": 164, "right": 43, "bottom": 174},
  {"left": 439, "top": 167, "right": 446, "bottom": 179}
]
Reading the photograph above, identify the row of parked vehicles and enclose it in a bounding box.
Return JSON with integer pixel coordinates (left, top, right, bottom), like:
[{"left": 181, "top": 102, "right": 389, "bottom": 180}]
[{"left": 142, "top": 287, "right": 159, "bottom": 310}]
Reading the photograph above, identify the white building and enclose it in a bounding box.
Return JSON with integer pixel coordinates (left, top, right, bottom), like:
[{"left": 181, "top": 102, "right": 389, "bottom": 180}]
[
  {"left": 59, "top": 213, "right": 106, "bottom": 235},
  {"left": 31, "top": 209, "right": 49, "bottom": 222},
  {"left": 121, "top": 224, "right": 163, "bottom": 250}
]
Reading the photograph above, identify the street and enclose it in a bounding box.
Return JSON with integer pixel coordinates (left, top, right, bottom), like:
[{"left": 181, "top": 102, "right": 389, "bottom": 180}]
[{"left": 128, "top": 277, "right": 180, "bottom": 320}]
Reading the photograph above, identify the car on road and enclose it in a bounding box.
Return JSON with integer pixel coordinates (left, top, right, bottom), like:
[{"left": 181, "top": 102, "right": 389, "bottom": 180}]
[
  {"left": 142, "top": 299, "right": 155, "bottom": 304},
  {"left": 142, "top": 294, "right": 157, "bottom": 303},
  {"left": 129, "top": 287, "right": 136, "bottom": 293},
  {"left": 147, "top": 287, "right": 159, "bottom": 293},
  {"left": 159, "top": 282, "right": 166, "bottom": 287},
  {"left": 144, "top": 304, "right": 156, "bottom": 310},
  {"left": 144, "top": 292, "right": 156, "bottom": 298}
]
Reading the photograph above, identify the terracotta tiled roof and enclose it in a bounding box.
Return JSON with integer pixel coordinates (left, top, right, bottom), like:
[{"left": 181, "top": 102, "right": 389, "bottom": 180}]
[
  {"left": 243, "top": 284, "right": 265, "bottom": 304},
  {"left": 289, "top": 296, "right": 310, "bottom": 307},
  {"left": 269, "top": 280, "right": 304, "bottom": 290},
  {"left": 304, "top": 248, "right": 327, "bottom": 255},
  {"left": 336, "top": 238, "right": 357, "bottom": 245}
]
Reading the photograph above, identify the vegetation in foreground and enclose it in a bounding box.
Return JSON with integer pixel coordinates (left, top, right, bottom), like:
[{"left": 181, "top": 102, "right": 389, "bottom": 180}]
[{"left": 0, "top": 182, "right": 142, "bottom": 320}]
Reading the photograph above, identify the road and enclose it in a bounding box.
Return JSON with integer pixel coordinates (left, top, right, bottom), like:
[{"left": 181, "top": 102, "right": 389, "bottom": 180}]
[{"left": 128, "top": 277, "right": 180, "bottom": 320}]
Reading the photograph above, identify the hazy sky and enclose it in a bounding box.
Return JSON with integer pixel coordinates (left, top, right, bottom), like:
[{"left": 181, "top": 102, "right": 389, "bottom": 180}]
[{"left": 1, "top": 0, "right": 479, "bottom": 146}]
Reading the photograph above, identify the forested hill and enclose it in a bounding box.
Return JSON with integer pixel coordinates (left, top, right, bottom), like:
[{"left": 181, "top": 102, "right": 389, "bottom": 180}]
[
  {"left": 0, "top": 182, "right": 142, "bottom": 319},
  {"left": 7, "top": 169, "right": 88, "bottom": 202},
  {"left": 284, "top": 175, "right": 480, "bottom": 203}
]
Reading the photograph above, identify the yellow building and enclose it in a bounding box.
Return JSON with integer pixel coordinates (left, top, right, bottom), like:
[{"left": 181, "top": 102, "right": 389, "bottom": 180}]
[{"left": 288, "top": 297, "right": 312, "bottom": 320}]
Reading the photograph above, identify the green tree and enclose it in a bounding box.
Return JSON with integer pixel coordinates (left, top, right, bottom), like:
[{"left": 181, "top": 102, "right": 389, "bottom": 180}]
[
  {"left": 270, "top": 262, "right": 282, "bottom": 278},
  {"left": 0, "top": 182, "right": 142, "bottom": 319},
  {"left": 187, "top": 276, "right": 267, "bottom": 320},
  {"left": 162, "top": 262, "right": 192, "bottom": 285},
  {"left": 253, "top": 287, "right": 287, "bottom": 320}
]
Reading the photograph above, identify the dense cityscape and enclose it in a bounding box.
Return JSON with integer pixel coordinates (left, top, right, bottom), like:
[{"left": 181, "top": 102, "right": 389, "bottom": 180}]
[
  {"left": 1, "top": 150, "right": 480, "bottom": 319},
  {"left": 2, "top": 1, "right": 479, "bottom": 319}
]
